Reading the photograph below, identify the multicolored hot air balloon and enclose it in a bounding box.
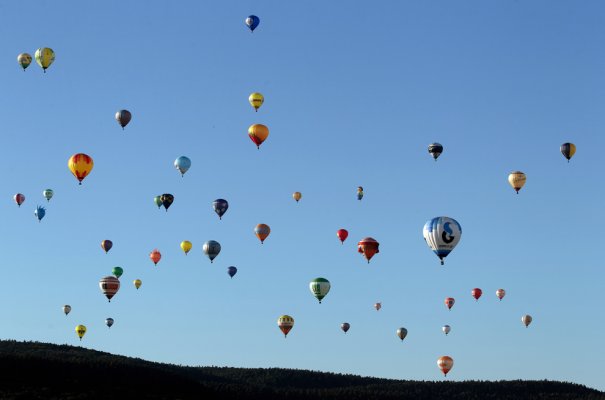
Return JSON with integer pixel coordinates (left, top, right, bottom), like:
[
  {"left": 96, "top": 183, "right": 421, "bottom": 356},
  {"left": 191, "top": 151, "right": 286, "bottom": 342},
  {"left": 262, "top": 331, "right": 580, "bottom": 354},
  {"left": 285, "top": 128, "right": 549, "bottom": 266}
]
[
  {"left": 68, "top": 153, "right": 94, "bottom": 185},
  {"left": 160, "top": 194, "right": 174, "bottom": 211},
  {"left": 35, "top": 47, "right": 55, "bottom": 72},
  {"left": 134, "top": 279, "right": 142, "bottom": 289},
  {"left": 213, "top": 199, "right": 229, "bottom": 220},
  {"left": 245, "top": 15, "right": 260, "bottom": 32},
  {"left": 99, "top": 276, "right": 120, "bottom": 302},
  {"left": 522, "top": 314, "right": 532, "bottom": 328},
  {"left": 254, "top": 224, "right": 271, "bottom": 244},
  {"left": 396, "top": 327, "right": 408, "bottom": 341},
  {"left": 227, "top": 266, "right": 237, "bottom": 278},
  {"left": 508, "top": 171, "right": 526, "bottom": 194},
  {"left": 174, "top": 156, "right": 191, "bottom": 177},
  {"left": 75, "top": 325, "right": 86, "bottom": 341},
  {"left": 203, "top": 240, "right": 221, "bottom": 263},
  {"left": 34, "top": 205, "right": 46, "bottom": 222},
  {"left": 496, "top": 288, "right": 506, "bottom": 301},
  {"left": 336, "top": 229, "right": 348, "bottom": 244},
  {"left": 112, "top": 266, "right": 123, "bottom": 279},
  {"left": 17, "top": 53, "right": 32, "bottom": 71},
  {"left": 249, "top": 92, "right": 264, "bottom": 111},
  {"left": 445, "top": 297, "right": 455, "bottom": 310},
  {"left": 428, "top": 143, "right": 443, "bottom": 161},
  {"left": 358, "top": 237, "right": 379, "bottom": 263},
  {"left": 277, "top": 315, "right": 294, "bottom": 338},
  {"left": 560, "top": 143, "right": 576, "bottom": 162},
  {"left": 357, "top": 186, "right": 364, "bottom": 200},
  {"left": 248, "top": 124, "right": 269, "bottom": 149},
  {"left": 63, "top": 305, "right": 71, "bottom": 316},
  {"left": 438, "top": 356, "right": 454, "bottom": 376},
  {"left": 115, "top": 110, "right": 131, "bottom": 129},
  {"left": 14, "top": 193, "right": 25, "bottom": 207},
  {"left": 309, "top": 278, "right": 331, "bottom": 304},
  {"left": 423, "top": 217, "right": 462, "bottom": 265},
  {"left": 154, "top": 196, "right": 162, "bottom": 209},
  {"left": 341, "top": 323, "right": 350, "bottom": 334},
  {"left": 150, "top": 249, "right": 161, "bottom": 266},
  {"left": 442, "top": 325, "right": 451, "bottom": 335},
  {"left": 43, "top": 189, "right": 54, "bottom": 202},
  {"left": 106, "top": 318, "right": 114, "bottom": 328},
  {"left": 101, "top": 240, "right": 113, "bottom": 254},
  {"left": 180, "top": 240, "right": 192, "bottom": 255},
  {"left": 292, "top": 192, "right": 302, "bottom": 203},
  {"left": 374, "top": 302, "right": 382, "bottom": 311},
  {"left": 471, "top": 288, "right": 482, "bottom": 301}
]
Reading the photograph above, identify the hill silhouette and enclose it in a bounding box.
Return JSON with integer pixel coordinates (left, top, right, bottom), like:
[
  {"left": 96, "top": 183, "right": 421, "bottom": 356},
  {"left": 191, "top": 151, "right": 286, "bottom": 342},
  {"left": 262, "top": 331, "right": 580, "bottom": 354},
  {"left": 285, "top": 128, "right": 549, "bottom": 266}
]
[{"left": 0, "top": 340, "right": 602, "bottom": 400}]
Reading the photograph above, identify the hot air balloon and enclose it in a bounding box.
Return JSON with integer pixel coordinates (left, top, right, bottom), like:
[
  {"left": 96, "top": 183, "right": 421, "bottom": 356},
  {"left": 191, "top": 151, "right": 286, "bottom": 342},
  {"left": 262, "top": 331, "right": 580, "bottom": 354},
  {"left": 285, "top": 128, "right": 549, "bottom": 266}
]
[
  {"left": 445, "top": 297, "right": 455, "bottom": 310},
  {"left": 14, "top": 193, "right": 25, "bottom": 207},
  {"left": 34, "top": 205, "right": 45, "bottom": 222},
  {"left": 428, "top": 143, "right": 443, "bottom": 161},
  {"left": 134, "top": 279, "right": 142, "bottom": 289},
  {"left": 336, "top": 229, "right": 348, "bottom": 244},
  {"left": 115, "top": 110, "right": 131, "bottom": 129},
  {"left": 396, "top": 327, "right": 408, "bottom": 341},
  {"left": 496, "top": 288, "right": 506, "bottom": 301},
  {"left": 374, "top": 302, "right": 382, "bottom": 311},
  {"left": 254, "top": 224, "right": 271, "bottom": 244},
  {"left": 277, "top": 315, "right": 294, "bottom": 338},
  {"left": 358, "top": 237, "right": 379, "bottom": 263},
  {"left": 63, "top": 305, "right": 71, "bottom": 316},
  {"left": 249, "top": 92, "right": 264, "bottom": 111},
  {"left": 35, "top": 47, "right": 55, "bottom": 72},
  {"left": 227, "top": 266, "right": 238, "bottom": 279},
  {"left": 160, "top": 194, "right": 174, "bottom": 211},
  {"left": 181, "top": 241, "right": 192, "bottom": 255},
  {"left": 68, "top": 153, "right": 94, "bottom": 185},
  {"left": 101, "top": 240, "right": 113, "bottom": 254},
  {"left": 248, "top": 124, "right": 269, "bottom": 149},
  {"left": 357, "top": 186, "right": 364, "bottom": 200},
  {"left": 213, "top": 199, "right": 229, "bottom": 220},
  {"left": 522, "top": 314, "right": 532, "bottom": 328},
  {"left": 149, "top": 249, "right": 161, "bottom": 266},
  {"left": 560, "top": 143, "right": 576, "bottom": 162},
  {"left": 112, "top": 266, "right": 123, "bottom": 279},
  {"left": 99, "top": 276, "right": 120, "bottom": 302},
  {"left": 203, "top": 240, "right": 221, "bottom": 263},
  {"left": 309, "top": 278, "right": 331, "bottom": 304},
  {"left": 471, "top": 288, "right": 482, "bottom": 301},
  {"left": 106, "top": 318, "right": 114, "bottom": 328},
  {"left": 154, "top": 196, "right": 163, "bottom": 209},
  {"left": 438, "top": 356, "right": 454, "bottom": 376},
  {"left": 245, "top": 15, "right": 260, "bottom": 32},
  {"left": 442, "top": 325, "right": 451, "bottom": 335},
  {"left": 423, "top": 216, "right": 462, "bottom": 265},
  {"left": 43, "top": 189, "right": 54, "bottom": 202},
  {"left": 75, "top": 325, "right": 86, "bottom": 341},
  {"left": 508, "top": 171, "right": 526, "bottom": 194},
  {"left": 292, "top": 192, "right": 302, "bottom": 203},
  {"left": 174, "top": 156, "right": 191, "bottom": 177},
  {"left": 341, "top": 323, "right": 350, "bottom": 334},
  {"left": 17, "top": 53, "right": 32, "bottom": 71}
]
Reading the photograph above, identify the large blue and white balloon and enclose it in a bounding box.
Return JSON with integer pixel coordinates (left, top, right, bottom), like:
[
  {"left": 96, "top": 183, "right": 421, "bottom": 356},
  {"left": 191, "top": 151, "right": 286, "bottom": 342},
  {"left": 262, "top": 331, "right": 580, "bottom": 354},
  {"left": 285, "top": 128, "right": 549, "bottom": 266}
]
[
  {"left": 423, "top": 216, "right": 462, "bottom": 265},
  {"left": 174, "top": 156, "right": 191, "bottom": 177},
  {"left": 245, "top": 15, "right": 260, "bottom": 32}
]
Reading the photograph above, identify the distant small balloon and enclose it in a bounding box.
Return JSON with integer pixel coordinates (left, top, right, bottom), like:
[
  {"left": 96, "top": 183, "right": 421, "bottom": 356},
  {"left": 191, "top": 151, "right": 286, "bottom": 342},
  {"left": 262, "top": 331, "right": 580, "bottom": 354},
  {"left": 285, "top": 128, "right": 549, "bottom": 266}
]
[
  {"left": 508, "top": 171, "right": 526, "bottom": 194},
  {"left": 105, "top": 318, "right": 114, "bottom": 328},
  {"left": 112, "top": 266, "right": 123, "bottom": 279},
  {"left": 442, "top": 325, "right": 451, "bottom": 335},
  {"left": 309, "top": 278, "right": 331, "bottom": 304},
  {"left": 358, "top": 237, "right": 379, "bottom": 263},
  {"left": 160, "top": 194, "right": 174, "bottom": 211},
  {"left": 357, "top": 186, "right": 364, "bottom": 201},
  {"left": 17, "top": 53, "right": 32, "bottom": 71},
  {"left": 277, "top": 315, "right": 294, "bottom": 338},
  {"left": 496, "top": 289, "right": 506, "bottom": 301},
  {"left": 249, "top": 92, "right": 264, "bottom": 111},
  {"left": 341, "top": 323, "right": 350, "bottom": 334},
  {"left": 213, "top": 199, "right": 229, "bottom": 220},
  {"left": 154, "top": 196, "right": 163, "bottom": 209},
  {"left": 63, "top": 305, "right": 71, "bottom": 316},
  {"left": 437, "top": 356, "right": 454, "bottom": 376},
  {"left": 428, "top": 143, "right": 443, "bottom": 161},
  {"left": 374, "top": 302, "right": 382, "bottom": 311},
  {"left": 34, "top": 205, "right": 46, "bottom": 222},
  {"left": 181, "top": 240, "right": 192, "bottom": 255},
  {"left": 445, "top": 297, "right": 455, "bottom": 310},
  {"left": 134, "top": 279, "right": 142, "bottom": 289},
  {"left": 245, "top": 15, "right": 260, "bottom": 32},
  {"left": 203, "top": 240, "right": 221, "bottom": 263},
  {"left": 174, "top": 156, "right": 191, "bottom": 177},
  {"left": 292, "top": 192, "right": 302, "bottom": 203},
  {"left": 115, "top": 110, "right": 132, "bottom": 129},
  {"left": 254, "top": 224, "right": 271, "bottom": 244},
  {"left": 75, "top": 325, "right": 87, "bottom": 341},
  {"left": 14, "top": 193, "right": 25, "bottom": 207},
  {"left": 471, "top": 288, "right": 482, "bottom": 301},
  {"left": 560, "top": 142, "right": 576, "bottom": 162},
  {"left": 396, "top": 327, "right": 408, "bottom": 341},
  {"left": 522, "top": 314, "right": 532, "bottom": 328},
  {"left": 35, "top": 47, "right": 55, "bottom": 72},
  {"left": 99, "top": 276, "right": 120, "bottom": 302},
  {"left": 248, "top": 124, "right": 269, "bottom": 149},
  {"left": 336, "top": 229, "right": 348, "bottom": 244},
  {"left": 227, "top": 266, "right": 238, "bottom": 279},
  {"left": 43, "top": 189, "right": 54, "bottom": 202},
  {"left": 150, "top": 249, "right": 161, "bottom": 265},
  {"left": 101, "top": 240, "right": 113, "bottom": 254}
]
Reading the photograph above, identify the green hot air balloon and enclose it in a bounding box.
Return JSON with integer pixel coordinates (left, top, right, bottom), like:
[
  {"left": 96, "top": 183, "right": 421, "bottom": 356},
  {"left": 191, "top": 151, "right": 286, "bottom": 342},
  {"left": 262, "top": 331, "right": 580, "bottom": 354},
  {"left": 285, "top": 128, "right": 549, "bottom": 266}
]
[
  {"left": 309, "top": 278, "right": 331, "bottom": 304},
  {"left": 43, "top": 189, "right": 54, "bottom": 202},
  {"left": 154, "top": 195, "right": 163, "bottom": 209},
  {"left": 112, "top": 266, "right": 123, "bottom": 279}
]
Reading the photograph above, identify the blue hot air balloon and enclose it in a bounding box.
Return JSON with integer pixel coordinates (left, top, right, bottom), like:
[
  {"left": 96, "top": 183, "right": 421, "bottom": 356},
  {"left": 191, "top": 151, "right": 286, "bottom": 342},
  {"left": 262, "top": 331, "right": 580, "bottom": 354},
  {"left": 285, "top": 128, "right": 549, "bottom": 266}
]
[
  {"left": 34, "top": 205, "right": 46, "bottom": 222},
  {"left": 174, "top": 156, "right": 191, "bottom": 177},
  {"left": 227, "top": 266, "right": 237, "bottom": 279},
  {"left": 245, "top": 15, "right": 260, "bottom": 32},
  {"left": 203, "top": 240, "right": 221, "bottom": 263},
  {"left": 422, "top": 217, "right": 462, "bottom": 265},
  {"left": 213, "top": 199, "right": 229, "bottom": 220}
]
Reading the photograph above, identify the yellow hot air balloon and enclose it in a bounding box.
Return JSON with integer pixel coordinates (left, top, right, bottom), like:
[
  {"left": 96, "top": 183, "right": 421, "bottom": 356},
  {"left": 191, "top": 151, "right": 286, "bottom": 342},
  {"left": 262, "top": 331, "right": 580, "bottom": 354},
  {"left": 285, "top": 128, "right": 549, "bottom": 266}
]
[
  {"left": 248, "top": 124, "right": 269, "bottom": 149},
  {"left": 68, "top": 153, "right": 94, "bottom": 185},
  {"left": 181, "top": 240, "right": 192, "bottom": 255},
  {"left": 249, "top": 92, "right": 264, "bottom": 112},
  {"left": 134, "top": 279, "right": 142, "bottom": 289},
  {"left": 292, "top": 192, "right": 302, "bottom": 203},
  {"left": 75, "top": 325, "right": 87, "bottom": 341},
  {"left": 35, "top": 47, "right": 55, "bottom": 72},
  {"left": 508, "top": 171, "right": 526, "bottom": 194}
]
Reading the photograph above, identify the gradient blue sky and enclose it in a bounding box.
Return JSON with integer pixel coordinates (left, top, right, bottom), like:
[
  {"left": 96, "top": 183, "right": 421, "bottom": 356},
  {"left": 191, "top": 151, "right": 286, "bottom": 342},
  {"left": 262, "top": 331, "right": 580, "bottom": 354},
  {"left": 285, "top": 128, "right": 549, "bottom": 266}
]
[{"left": 1, "top": 0, "right": 604, "bottom": 391}]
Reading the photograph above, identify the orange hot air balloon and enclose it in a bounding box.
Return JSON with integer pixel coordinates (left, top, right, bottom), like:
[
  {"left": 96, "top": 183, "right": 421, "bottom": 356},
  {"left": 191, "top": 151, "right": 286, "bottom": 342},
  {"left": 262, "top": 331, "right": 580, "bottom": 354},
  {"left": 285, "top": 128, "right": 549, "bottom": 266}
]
[
  {"left": 248, "top": 124, "right": 269, "bottom": 149},
  {"left": 445, "top": 297, "right": 455, "bottom": 310},
  {"left": 336, "top": 229, "right": 348, "bottom": 244},
  {"left": 99, "top": 276, "right": 120, "bottom": 302},
  {"left": 437, "top": 356, "right": 454, "bottom": 376},
  {"left": 254, "top": 223, "right": 271, "bottom": 244},
  {"left": 68, "top": 153, "right": 94, "bottom": 185},
  {"left": 357, "top": 237, "right": 379, "bottom": 263},
  {"left": 150, "top": 249, "right": 161, "bottom": 265}
]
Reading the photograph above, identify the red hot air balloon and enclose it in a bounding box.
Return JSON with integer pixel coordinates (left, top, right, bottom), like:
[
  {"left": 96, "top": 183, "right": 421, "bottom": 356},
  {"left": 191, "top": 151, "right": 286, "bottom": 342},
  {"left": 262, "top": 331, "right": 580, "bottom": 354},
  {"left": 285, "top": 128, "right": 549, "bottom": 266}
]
[
  {"left": 14, "top": 193, "right": 25, "bottom": 207},
  {"left": 101, "top": 240, "right": 113, "bottom": 254},
  {"left": 150, "top": 249, "right": 161, "bottom": 265},
  {"left": 445, "top": 297, "right": 455, "bottom": 310},
  {"left": 358, "top": 237, "right": 379, "bottom": 263},
  {"left": 99, "top": 276, "right": 120, "bottom": 302},
  {"left": 336, "top": 229, "right": 348, "bottom": 244},
  {"left": 437, "top": 356, "right": 454, "bottom": 376},
  {"left": 471, "top": 288, "right": 482, "bottom": 301}
]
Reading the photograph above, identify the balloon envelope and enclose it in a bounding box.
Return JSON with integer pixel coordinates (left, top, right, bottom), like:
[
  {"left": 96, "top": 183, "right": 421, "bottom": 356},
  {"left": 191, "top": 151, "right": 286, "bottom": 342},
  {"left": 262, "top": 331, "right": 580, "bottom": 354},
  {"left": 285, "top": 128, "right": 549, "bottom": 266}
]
[
  {"left": 309, "top": 278, "right": 331, "bottom": 303},
  {"left": 63, "top": 305, "right": 71, "bottom": 315},
  {"left": 249, "top": 92, "right": 264, "bottom": 111},
  {"left": 277, "top": 315, "right": 294, "bottom": 337},
  {"left": 18, "top": 53, "right": 32, "bottom": 70},
  {"left": 341, "top": 323, "right": 350, "bottom": 333},
  {"left": 34, "top": 205, "right": 46, "bottom": 222},
  {"left": 508, "top": 171, "right": 526, "bottom": 193},
  {"left": 99, "top": 276, "right": 120, "bottom": 302},
  {"left": 203, "top": 240, "right": 221, "bottom": 263},
  {"left": 134, "top": 279, "right": 142, "bottom": 289},
  {"left": 43, "top": 189, "right": 54, "bottom": 202},
  {"left": 14, "top": 193, "right": 25, "bottom": 207},
  {"left": 213, "top": 199, "right": 229, "bottom": 220},
  {"left": 292, "top": 192, "right": 302, "bottom": 202},
  {"left": 336, "top": 229, "right": 348, "bottom": 244},
  {"left": 75, "top": 325, "right": 86, "bottom": 340},
  {"left": 471, "top": 288, "right": 482, "bottom": 301},
  {"left": 560, "top": 142, "right": 576, "bottom": 162},
  {"left": 245, "top": 15, "right": 260, "bottom": 31},
  {"left": 181, "top": 240, "right": 192, "bottom": 255},
  {"left": 154, "top": 196, "right": 163, "bottom": 209},
  {"left": 396, "top": 327, "right": 408, "bottom": 341},
  {"left": 254, "top": 224, "right": 271, "bottom": 243},
  {"left": 68, "top": 153, "right": 94, "bottom": 185},
  {"left": 227, "top": 266, "right": 238, "bottom": 278},
  {"left": 496, "top": 288, "right": 506, "bottom": 301},
  {"left": 112, "top": 266, "right": 123, "bottom": 279},
  {"left": 160, "top": 194, "right": 174, "bottom": 211},
  {"left": 358, "top": 237, "right": 379, "bottom": 263},
  {"left": 438, "top": 356, "right": 454, "bottom": 376},
  {"left": 423, "top": 217, "right": 462, "bottom": 265},
  {"left": 150, "top": 249, "right": 161, "bottom": 265},
  {"left": 522, "top": 314, "right": 533, "bottom": 327},
  {"left": 374, "top": 302, "right": 382, "bottom": 311},
  {"left": 35, "top": 47, "right": 55, "bottom": 71},
  {"left": 115, "top": 110, "right": 132, "bottom": 129},
  {"left": 445, "top": 297, "right": 455, "bottom": 310},
  {"left": 442, "top": 325, "right": 451, "bottom": 335},
  {"left": 106, "top": 318, "right": 114, "bottom": 328},
  {"left": 174, "top": 156, "right": 191, "bottom": 176},
  {"left": 428, "top": 143, "right": 443, "bottom": 160},
  {"left": 101, "top": 240, "right": 113, "bottom": 254},
  {"left": 248, "top": 124, "right": 269, "bottom": 149}
]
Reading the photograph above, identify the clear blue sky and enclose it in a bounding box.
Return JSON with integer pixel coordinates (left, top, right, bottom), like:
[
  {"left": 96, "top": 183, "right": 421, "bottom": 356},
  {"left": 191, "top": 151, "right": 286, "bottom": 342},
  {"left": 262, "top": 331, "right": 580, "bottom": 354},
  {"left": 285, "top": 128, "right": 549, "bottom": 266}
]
[{"left": 1, "top": 0, "right": 604, "bottom": 391}]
